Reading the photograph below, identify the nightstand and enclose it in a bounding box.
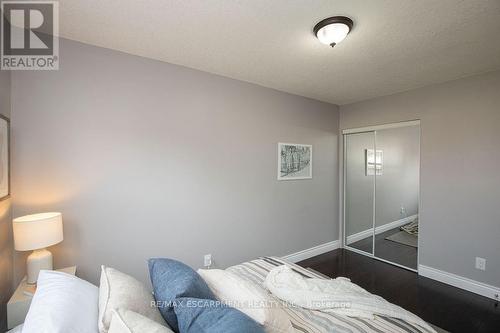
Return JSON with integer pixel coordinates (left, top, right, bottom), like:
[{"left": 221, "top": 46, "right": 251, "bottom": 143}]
[{"left": 7, "top": 266, "right": 77, "bottom": 329}]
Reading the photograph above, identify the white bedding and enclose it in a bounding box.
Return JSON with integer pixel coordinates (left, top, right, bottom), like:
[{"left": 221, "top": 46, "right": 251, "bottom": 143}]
[
  {"left": 22, "top": 270, "right": 99, "bottom": 333},
  {"left": 265, "top": 264, "right": 436, "bottom": 333}
]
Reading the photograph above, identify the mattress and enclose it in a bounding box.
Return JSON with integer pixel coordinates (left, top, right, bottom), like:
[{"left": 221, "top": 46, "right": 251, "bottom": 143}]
[{"left": 227, "top": 257, "right": 434, "bottom": 333}]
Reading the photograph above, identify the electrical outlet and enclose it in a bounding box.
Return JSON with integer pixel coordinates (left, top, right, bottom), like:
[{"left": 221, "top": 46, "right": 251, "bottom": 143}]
[
  {"left": 204, "top": 254, "right": 212, "bottom": 268},
  {"left": 475, "top": 257, "right": 486, "bottom": 271},
  {"left": 400, "top": 206, "right": 406, "bottom": 215}
]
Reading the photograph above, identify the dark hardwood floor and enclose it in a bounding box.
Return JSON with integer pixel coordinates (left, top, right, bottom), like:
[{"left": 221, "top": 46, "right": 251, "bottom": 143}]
[
  {"left": 298, "top": 249, "right": 500, "bottom": 333},
  {"left": 349, "top": 226, "right": 418, "bottom": 269}
]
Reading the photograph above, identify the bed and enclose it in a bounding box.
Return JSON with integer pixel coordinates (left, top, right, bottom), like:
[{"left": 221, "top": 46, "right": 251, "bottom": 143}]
[
  {"left": 228, "top": 256, "right": 435, "bottom": 333},
  {"left": 11, "top": 256, "right": 437, "bottom": 333}
]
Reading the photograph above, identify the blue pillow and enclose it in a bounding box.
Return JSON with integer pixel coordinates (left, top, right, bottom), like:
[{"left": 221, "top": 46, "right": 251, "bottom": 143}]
[
  {"left": 174, "top": 298, "right": 265, "bottom": 333},
  {"left": 148, "top": 258, "right": 216, "bottom": 332}
]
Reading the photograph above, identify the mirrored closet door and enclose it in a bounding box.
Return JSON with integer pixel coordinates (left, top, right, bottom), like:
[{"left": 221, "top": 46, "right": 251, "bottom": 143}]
[
  {"left": 344, "top": 131, "right": 375, "bottom": 255},
  {"left": 343, "top": 121, "right": 420, "bottom": 271}
]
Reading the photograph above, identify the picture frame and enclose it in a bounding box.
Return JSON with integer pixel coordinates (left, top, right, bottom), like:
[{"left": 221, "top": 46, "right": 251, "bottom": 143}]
[
  {"left": 0, "top": 115, "right": 9, "bottom": 200},
  {"left": 278, "top": 143, "right": 312, "bottom": 180}
]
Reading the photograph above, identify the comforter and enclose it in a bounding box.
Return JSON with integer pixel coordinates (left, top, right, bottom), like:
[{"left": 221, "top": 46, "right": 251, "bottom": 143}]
[{"left": 227, "top": 257, "right": 436, "bottom": 333}]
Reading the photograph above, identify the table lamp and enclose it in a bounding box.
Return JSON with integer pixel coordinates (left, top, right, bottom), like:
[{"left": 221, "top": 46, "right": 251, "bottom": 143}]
[{"left": 13, "top": 212, "right": 64, "bottom": 284}]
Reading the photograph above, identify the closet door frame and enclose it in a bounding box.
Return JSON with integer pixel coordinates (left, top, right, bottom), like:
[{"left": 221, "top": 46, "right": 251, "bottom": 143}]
[{"left": 342, "top": 120, "right": 420, "bottom": 273}]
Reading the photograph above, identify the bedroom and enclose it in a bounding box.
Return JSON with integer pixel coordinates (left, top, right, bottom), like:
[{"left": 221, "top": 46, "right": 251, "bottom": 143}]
[{"left": 0, "top": 1, "right": 499, "bottom": 333}]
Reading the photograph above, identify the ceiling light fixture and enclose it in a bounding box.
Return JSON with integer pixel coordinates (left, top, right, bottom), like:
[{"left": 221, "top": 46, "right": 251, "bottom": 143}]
[{"left": 314, "top": 16, "right": 353, "bottom": 47}]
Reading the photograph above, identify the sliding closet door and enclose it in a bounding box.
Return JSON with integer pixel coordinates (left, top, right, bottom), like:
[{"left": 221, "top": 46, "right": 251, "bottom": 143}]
[
  {"left": 374, "top": 125, "right": 420, "bottom": 269},
  {"left": 344, "top": 132, "right": 375, "bottom": 254}
]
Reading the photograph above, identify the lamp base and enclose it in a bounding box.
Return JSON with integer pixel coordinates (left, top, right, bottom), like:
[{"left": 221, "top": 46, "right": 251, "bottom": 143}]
[{"left": 26, "top": 248, "right": 53, "bottom": 284}]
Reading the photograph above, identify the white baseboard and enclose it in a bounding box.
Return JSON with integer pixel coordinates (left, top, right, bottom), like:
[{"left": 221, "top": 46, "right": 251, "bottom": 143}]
[
  {"left": 346, "top": 229, "right": 373, "bottom": 245},
  {"left": 376, "top": 214, "right": 418, "bottom": 234},
  {"left": 419, "top": 265, "right": 500, "bottom": 300},
  {"left": 281, "top": 240, "right": 500, "bottom": 301},
  {"left": 282, "top": 240, "right": 340, "bottom": 263},
  {"left": 346, "top": 214, "right": 418, "bottom": 245}
]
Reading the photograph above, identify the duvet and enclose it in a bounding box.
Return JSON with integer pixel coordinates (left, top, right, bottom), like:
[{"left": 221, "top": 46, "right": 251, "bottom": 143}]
[{"left": 227, "top": 257, "right": 436, "bottom": 333}]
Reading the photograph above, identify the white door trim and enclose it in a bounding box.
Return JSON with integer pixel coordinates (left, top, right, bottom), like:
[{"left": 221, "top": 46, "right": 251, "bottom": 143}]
[{"left": 342, "top": 120, "right": 420, "bottom": 135}]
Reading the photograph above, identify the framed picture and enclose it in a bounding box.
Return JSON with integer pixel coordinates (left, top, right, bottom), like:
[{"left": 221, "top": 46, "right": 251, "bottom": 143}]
[
  {"left": 365, "top": 149, "right": 383, "bottom": 176},
  {"left": 278, "top": 143, "right": 312, "bottom": 180},
  {"left": 0, "top": 115, "right": 8, "bottom": 200}
]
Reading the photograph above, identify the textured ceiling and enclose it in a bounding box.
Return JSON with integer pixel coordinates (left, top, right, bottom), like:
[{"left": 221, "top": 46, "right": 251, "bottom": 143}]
[{"left": 59, "top": 0, "right": 500, "bottom": 105}]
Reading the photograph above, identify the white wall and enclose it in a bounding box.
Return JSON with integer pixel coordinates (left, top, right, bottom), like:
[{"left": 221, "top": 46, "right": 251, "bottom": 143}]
[
  {"left": 340, "top": 70, "right": 500, "bottom": 288},
  {"left": 11, "top": 39, "right": 340, "bottom": 285}
]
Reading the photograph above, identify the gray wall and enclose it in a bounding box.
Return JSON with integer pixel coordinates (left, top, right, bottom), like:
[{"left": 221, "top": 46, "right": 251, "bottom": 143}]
[
  {"left": 340, "top": 70, "right": 500, "bottom": 287},
  {"left": 344, "top": 132, "right": 375, "bottom": 236},
  {"left": 345, "top": 126, "right": 420, "bottom": 236},
  {"left": 374, "top": 126, "right": 420, "bottom": 227},
  {"left": 0, "top": 70, "right": 12, "bottom": 331},
  {"left": 11, "top": 39, "right": 339, "bottom": 285}
]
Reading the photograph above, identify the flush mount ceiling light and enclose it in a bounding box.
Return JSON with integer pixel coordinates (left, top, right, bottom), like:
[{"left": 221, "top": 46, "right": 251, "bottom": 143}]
[{"left": 314, "top": 16, "right": 353, "bottom": 47}]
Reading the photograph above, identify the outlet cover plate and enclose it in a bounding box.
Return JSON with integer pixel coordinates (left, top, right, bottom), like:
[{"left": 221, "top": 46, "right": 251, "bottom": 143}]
[{"left": 475, "top": 257, "right": 486, "bottom": 271}]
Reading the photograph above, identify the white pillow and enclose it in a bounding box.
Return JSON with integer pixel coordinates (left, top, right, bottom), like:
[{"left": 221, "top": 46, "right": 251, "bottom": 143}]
[
  {"left": 197, "top": 269, "right": 294, "bottom": 333},
  {"left": 22, "top": 270, "right": 99, "bottom": 333},
  {"left": 108, "top": 309, "right": 174, "bottom": 333},
  {"left": 99, "top": 266, "right": 165, "bottom": 333}
]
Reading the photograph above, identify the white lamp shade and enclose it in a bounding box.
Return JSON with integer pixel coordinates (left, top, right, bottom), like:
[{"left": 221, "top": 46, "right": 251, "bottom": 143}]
[{"left": 13, "top": 212, "right": 63, "bottom": 251}]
